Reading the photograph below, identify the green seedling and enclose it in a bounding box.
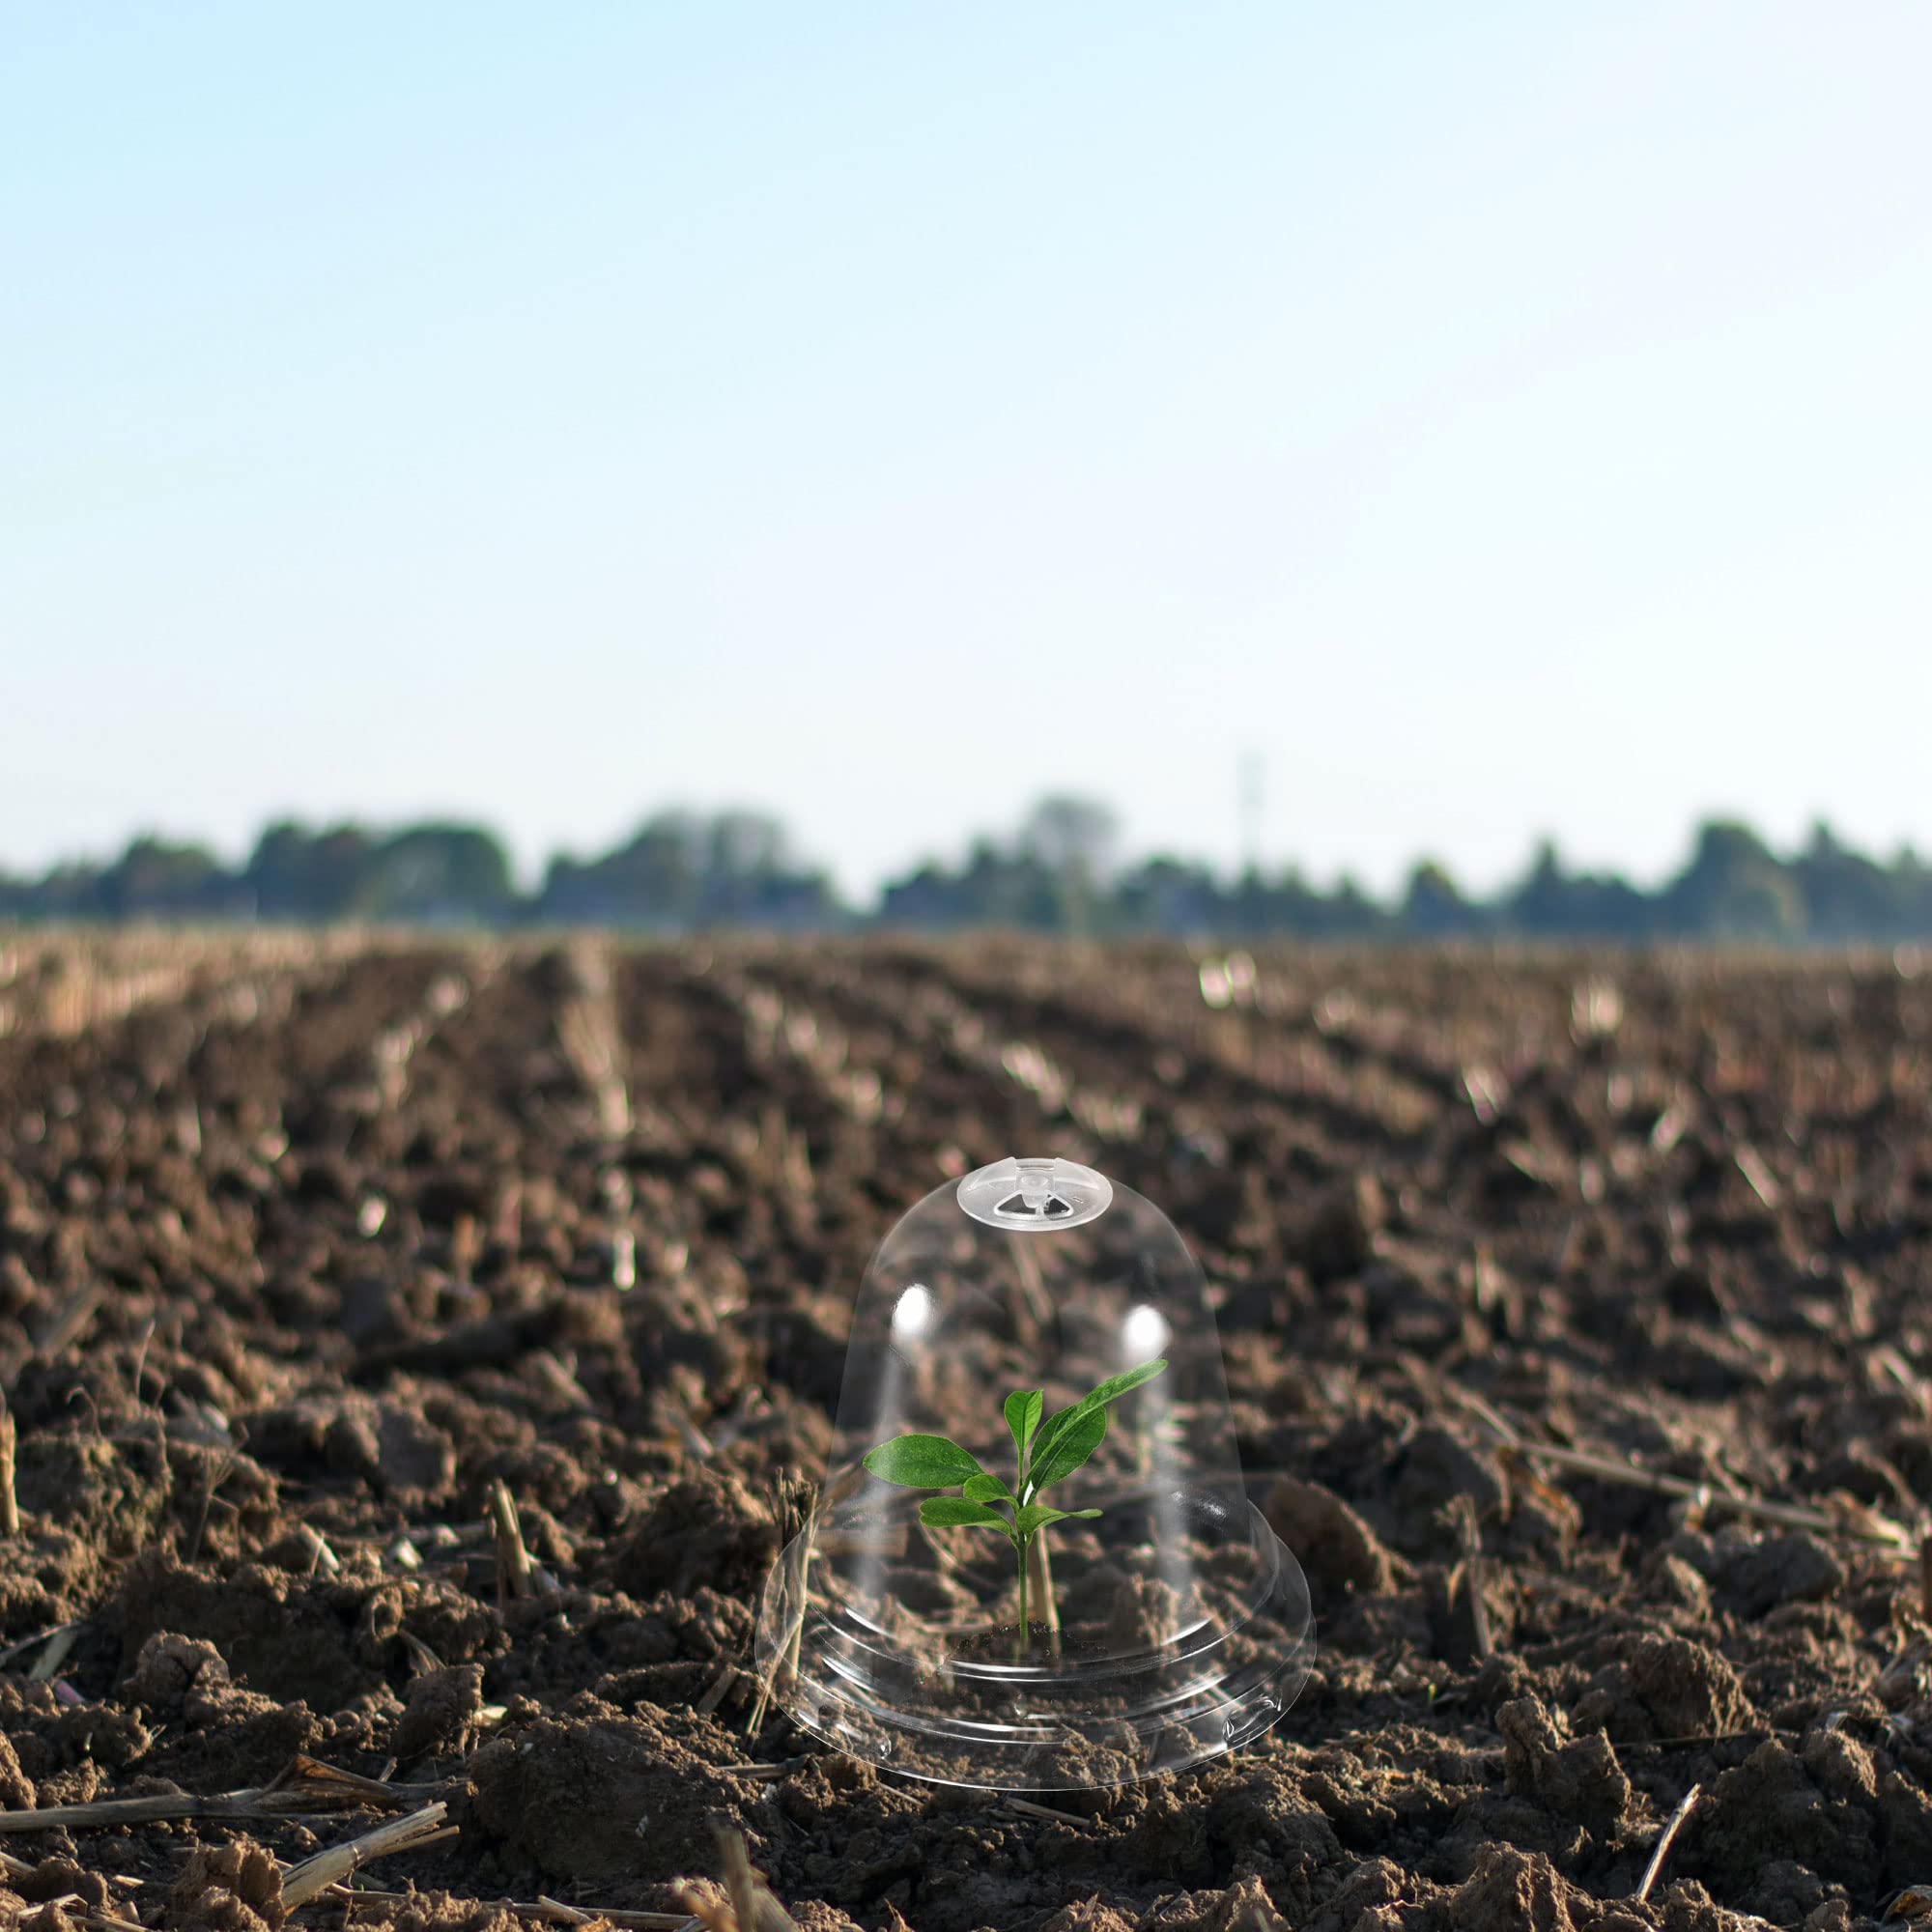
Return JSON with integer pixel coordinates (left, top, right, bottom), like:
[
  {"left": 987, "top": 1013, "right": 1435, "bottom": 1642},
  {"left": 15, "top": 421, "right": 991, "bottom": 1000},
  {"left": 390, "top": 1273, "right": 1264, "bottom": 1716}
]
[{"left": 862, "top": 1357, "right": 1167, "bottom": 1650}]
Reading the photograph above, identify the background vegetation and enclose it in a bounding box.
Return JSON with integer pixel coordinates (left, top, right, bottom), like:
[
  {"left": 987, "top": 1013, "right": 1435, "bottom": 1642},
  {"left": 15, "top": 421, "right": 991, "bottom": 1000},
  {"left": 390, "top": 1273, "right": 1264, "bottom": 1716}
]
[{"left": 5, "top": 802, "right": 1930, "bottom": 944}]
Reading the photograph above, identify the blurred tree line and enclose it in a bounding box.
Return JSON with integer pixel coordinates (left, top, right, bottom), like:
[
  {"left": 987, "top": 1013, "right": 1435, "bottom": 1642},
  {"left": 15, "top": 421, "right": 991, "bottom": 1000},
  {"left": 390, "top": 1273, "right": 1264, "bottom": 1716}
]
[{"left": 5, "top": 801, "right": 1932, "bottom": 944}]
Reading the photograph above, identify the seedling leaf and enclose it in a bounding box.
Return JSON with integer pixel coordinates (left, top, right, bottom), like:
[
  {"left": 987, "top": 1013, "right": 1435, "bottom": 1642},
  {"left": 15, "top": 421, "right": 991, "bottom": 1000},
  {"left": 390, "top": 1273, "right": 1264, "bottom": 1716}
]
[
  {"left": 1028, "top": 1356, "right": 1166, "bottom": 1476},
  {"left": 1004, "top": 1389, "right": 1043, "bottom": 1466},
  {"left": 1013, "top": 1503, "right": 1103, "bottom": 1538},
  {"left": 864, "top": 1434, "right": 985, "bottom": 1490},
  {"left": 1078, "top": 1358, "right": 1168, "bottom": 1409},
  {"left": 963, "top": 1472, "right": 1014, "bottom": 1505},
  {"left": 920, "top": 1496, "right": 1015, "bottom": 1535},
  {"left": 1025, "top": 1403, "right": 1107, "bottom": 1497}
]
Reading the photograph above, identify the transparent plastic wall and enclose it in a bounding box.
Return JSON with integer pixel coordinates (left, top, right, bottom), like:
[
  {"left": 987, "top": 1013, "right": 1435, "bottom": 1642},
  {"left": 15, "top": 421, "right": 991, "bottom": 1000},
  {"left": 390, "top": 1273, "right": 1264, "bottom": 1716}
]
[{"left": 755, "top": 1156, "right": 1313, "bottom": 1789}]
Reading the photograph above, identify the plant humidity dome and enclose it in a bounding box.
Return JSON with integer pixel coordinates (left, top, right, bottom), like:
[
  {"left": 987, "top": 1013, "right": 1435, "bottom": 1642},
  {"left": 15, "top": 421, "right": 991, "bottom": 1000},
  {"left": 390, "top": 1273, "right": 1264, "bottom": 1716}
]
[{"left": 754, "top": 1155, "right": 1314, "bottom": 1790}]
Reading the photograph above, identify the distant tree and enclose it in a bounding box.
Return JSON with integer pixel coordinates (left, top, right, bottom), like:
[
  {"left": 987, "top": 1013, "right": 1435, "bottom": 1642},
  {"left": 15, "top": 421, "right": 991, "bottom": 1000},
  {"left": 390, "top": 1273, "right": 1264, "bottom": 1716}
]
[
  {"left": 1020, "top": 797, "right": 1119, "bottom": 881},
  {"left": 536, "top": 810, "right": 838, "bottom": 932},
  {"left": 878, "top": 802, "right": 1121, "bottom": 935},
  {"left": 1116, "top": 856, "right": 1223, "bottom": 936},
  {"left": 14, "top": 861, "right": 111, "bottom": 921},
  {"left": 539, "top": 814, "right": 704, "bottom": 929},
  {"left": 99, "top": 837, "right": 242, "bottom": 919},
  {"left": 359, "top": 824, "right": 515, "bottom": 923},
  {"left": 1891, "top": 844, "right": 1932, "bottom": 936},
  {"left": 875, "top": 859, "right": 968, "bottom": 931},
  {"left": 1017, "top": 796, "right": 1120, "bottom": 934},
  {"left": 698, "top": 811, "right": 816, "bottom": 926},
  {"left": 1503, "top": 838, "right": 1653, "bottom": 941},
  {"left": 1252, "top": 867, "right": 1358, "bottom": 938},
  {"left": 243, "top": 822, "right": 377, "bottom": 921},
  {"left": 1401, "top": 859, "right": 1483, "bottom": 938},
  {"left": 706, "top": 811, "right": 786, "bottom": 881},
  {"left": 1507, "top": 839, "right": 1574, "bottom": 936},
  {"left": 1662, "top": 820, "right": 1804, "bottom": 941},
  {"left": 1322, "top": 873, "right": 1388, "bottom": 939},
  {"left": 878, "top": 839, "right": 1006, "bottom": 930},
  {"left": 1792, "top": 820, "right": 1902, "bottom": 941}
]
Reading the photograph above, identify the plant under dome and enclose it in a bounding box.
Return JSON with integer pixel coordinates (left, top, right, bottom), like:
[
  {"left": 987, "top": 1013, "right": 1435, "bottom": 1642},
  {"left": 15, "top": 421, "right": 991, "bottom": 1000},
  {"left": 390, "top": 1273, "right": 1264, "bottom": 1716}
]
[{"left": 753, "top": 1154, "right": 1315, "bottom": 1791}]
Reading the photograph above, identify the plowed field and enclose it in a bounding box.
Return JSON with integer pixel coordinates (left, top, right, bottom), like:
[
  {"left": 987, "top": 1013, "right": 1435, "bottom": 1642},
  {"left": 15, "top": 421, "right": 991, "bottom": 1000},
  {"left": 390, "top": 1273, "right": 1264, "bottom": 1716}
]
[{"left": 2, "top": 934, "right": 1930, "bottom": 1932}]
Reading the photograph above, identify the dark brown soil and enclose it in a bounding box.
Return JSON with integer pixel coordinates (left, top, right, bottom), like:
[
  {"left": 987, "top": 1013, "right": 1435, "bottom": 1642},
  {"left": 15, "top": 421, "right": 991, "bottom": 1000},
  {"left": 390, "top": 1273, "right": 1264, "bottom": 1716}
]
[{"left": 3, "top": 933, "right": 1932, "bottom": 1932}]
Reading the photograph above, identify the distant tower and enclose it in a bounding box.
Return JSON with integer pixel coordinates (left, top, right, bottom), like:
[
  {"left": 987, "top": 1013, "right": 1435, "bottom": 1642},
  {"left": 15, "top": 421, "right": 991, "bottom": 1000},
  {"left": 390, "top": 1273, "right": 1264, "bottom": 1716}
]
[{"left": 1238, "top": 751, "right": 1265, "bottom": 877}]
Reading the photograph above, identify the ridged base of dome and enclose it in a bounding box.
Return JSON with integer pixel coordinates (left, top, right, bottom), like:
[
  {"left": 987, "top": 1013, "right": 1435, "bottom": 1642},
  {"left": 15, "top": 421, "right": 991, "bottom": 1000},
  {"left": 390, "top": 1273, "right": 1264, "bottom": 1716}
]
[{"left": 753, "top": 1497, "right": 1315, "bottom": 1791}]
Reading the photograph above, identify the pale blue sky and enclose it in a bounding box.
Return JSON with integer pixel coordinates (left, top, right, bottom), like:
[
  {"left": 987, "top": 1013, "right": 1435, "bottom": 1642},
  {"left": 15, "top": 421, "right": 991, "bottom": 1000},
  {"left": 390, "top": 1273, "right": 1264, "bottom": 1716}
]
[{"left": 5, "top": 3, "right": 1929, "bottom": 899}]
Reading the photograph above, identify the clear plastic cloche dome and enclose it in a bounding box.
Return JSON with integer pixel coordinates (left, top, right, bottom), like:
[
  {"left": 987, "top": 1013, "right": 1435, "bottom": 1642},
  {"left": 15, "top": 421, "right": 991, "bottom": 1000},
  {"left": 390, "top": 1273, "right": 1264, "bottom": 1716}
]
[{"left": 753, "top": 1154, "right": 1314, "bottom": 1790}]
